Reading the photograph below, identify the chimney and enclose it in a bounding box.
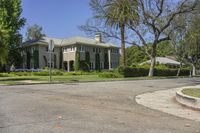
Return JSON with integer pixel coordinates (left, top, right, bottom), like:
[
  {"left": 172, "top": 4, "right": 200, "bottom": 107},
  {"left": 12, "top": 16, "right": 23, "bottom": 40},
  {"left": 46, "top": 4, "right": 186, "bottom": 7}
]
[{"left": 95, "top": 33, "right": 102, "bottom": 43}]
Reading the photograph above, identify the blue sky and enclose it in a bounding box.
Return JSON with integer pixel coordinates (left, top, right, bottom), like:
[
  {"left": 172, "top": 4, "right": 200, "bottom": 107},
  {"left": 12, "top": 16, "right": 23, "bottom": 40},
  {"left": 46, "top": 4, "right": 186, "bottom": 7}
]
[{"left": 20, "top": 0, "right": 92, "bottom": 39}]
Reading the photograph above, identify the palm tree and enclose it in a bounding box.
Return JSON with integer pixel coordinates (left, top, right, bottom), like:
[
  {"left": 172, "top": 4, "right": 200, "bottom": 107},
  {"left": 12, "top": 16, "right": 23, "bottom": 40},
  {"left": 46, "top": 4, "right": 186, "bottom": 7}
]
[{"left": 104, "top": 0, "right": 138, "bottom": 66}]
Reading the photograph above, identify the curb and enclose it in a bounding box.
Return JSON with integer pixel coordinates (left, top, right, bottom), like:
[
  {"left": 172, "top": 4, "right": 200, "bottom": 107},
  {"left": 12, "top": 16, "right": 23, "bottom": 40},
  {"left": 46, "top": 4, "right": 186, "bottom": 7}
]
[{"left": 176, "top": 86, "right": 200, "bottom": 110}]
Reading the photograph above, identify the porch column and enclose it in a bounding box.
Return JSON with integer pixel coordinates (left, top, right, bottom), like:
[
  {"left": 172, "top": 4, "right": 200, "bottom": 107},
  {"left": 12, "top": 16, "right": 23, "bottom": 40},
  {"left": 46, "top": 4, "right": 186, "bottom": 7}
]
[
  {"left": 108, "top": 49, "right": 111, "bottom": 70},
  {"left": 67, "top": 61, "right": 70, "bottom": 72}
]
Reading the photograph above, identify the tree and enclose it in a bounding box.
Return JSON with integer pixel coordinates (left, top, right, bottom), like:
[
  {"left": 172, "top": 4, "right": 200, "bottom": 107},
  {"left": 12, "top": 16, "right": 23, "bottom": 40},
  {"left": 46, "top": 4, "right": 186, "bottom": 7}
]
[
  {"left": 126, "top": 46, "right": 148, "bottom": 66},
  {"left": 81, "top": 0, "right": 197, "bottom": 76},
  {"left": 33, "top": 50, "right": 39, "bottom": 68},
  {"left": 95, "top": 53, "right": 100, "bottom": 71},
  {"left": 80, "top": 0, "right": 138, "bottom": 66},
  {"left": 74, "top": 51, "right": 80, "bottom": 71},
  {"left": 85, "top": 52, "right": 90, "bottom": 71},
  {"left": 0, "top": 0, "right": 25, "bottom": 67},
  {"left": 184, "top": 15, "right": 200, "bottom": 76},
  {"left": 26, "top": 24, "right": 45, "bottom": 41},
  {"left": 128, "top": 0, "right": 197, "bottom": 76}
]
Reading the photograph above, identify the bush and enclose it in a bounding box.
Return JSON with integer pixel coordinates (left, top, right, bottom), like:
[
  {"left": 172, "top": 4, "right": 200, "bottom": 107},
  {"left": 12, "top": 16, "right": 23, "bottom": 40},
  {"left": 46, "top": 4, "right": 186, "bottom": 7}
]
[
  {"left": 118, "top": 66, "right": 148, "bottom": 77},
  {"left": 32, "top": 70, "right": 64, "bottom": 76},
  {"left": 10, "top": 72, "right": 32, "bottom": 76},
  {"left": 118, "top": 66, "right": 190, "bottom": 77},
  {"left": 98, "top": 72, "right": 122, "bottom": 78},
  {"left": 0, "top": 73, "right": 11, "bottom": 77}
]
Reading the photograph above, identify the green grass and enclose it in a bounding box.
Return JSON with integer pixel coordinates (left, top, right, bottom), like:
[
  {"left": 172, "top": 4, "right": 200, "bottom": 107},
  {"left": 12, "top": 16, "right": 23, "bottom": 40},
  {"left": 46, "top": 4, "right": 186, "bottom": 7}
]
[
  {"left": 0, "top": 73, "right": 190, "bottom": 85},
  {"left": 0, "top": 70, "right": 191, "bottom": 85},
  {"left": 182, "top": 88, "right": 200, "bottom": 98}
]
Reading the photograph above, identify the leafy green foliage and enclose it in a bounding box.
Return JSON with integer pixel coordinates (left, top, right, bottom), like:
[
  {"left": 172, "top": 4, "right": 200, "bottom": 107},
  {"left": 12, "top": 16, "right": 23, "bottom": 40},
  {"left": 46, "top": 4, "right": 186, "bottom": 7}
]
[
  {"left": 85, "top": 52, "right": 90, "bottom": 71},
  {"left": 118, "top": 66, "right": 190, "bottom": 77},
  {"left": 126, "top": 46, "right": 148, "bottom": 66},
  {"left": 184, "top": 15, "right": 200, "bottom": 68},
  {"left": 157, "top": 41, "right": 174, "bottom": 57},
  {"left": 126, "top": 42, "right": 174, "bottom": 66},
  {"left": 0, "top": 0, "right": 25, "bottom": 65},
  {"left": 74, "top": 51, "right": 80, "bottom": 71},
  {"left": 95, "top": 53, "right": 100, "bottom": 71},
  {"left": 98, "top": 72, "right": 122, "bottom": 78},
  {"left": 33, "top": 50, "right": 39, "bottom": 69}
]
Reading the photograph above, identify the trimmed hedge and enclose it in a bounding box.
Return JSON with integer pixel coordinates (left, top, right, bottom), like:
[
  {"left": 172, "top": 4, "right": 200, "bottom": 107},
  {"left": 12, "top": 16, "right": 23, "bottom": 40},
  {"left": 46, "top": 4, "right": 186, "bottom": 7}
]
[
  {"left": 118, "top": 66, "right": 190, "bottom": 77},
  {"left": 98, "top": 72, "right": 122, "bottom": 78},
  {"left": 32, "top": 70, "right": 63, "bottom": 76}
]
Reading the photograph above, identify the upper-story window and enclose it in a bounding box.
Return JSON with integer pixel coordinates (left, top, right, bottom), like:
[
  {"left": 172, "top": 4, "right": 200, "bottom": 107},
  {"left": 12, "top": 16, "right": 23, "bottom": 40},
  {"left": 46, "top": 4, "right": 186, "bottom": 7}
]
[
  {"left": 111, "top": 49, "right": 119, "bottom": 54},
  {"left": 80, "top": 45, "right": 85, "bottom": 52},
  {"left": 72, "top": 46, "right": 76, "bottom": 51},
  {"left": 63, "top": 47, "right": 67, "bottom": 52},
  {"left": 93, "top": 48, "right": 101, "bottom": 53}
]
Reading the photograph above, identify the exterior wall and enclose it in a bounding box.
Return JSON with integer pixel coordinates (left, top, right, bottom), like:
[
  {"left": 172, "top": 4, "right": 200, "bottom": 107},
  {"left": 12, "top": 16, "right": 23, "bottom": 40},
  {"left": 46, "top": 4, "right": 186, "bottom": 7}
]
[
  {"left": 76, "top": 44, "right": 120, "bottom": 70},
  {"left": 110, "top": 48, "right": 120, "bottom": 69},
  {"left": 63, "top": 45, "right": 76, "bottom": 62},
  {"left": 38, "top": 45, "right": 48, "bottom": 68},
  {"left": 38, "top": 45, "right": 61, "bottom": 69},
  {"left": 21, "top": 45, "right": 40, "bottom": 69},
  {"left": 22, "top": 43, "right": 120, "bottom": 70},
  {"left": 21, "top": 45, "right": 61, "bottom": 69}
]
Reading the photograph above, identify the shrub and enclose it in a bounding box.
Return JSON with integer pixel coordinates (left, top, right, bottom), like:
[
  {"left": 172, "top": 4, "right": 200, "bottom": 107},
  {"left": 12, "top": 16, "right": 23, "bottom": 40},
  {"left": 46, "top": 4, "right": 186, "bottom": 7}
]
[
  {"left": 98, "top": 72, "right": 122, "bottom": 78},
  {"left": 118, "top": 66, "right": 190, "bottom": 77},
  {"left": 0, "top": 73, "right": 11, "bottom": 77},
  {"left": 10, "top": 72, "right": 32, "bottom": 76},
  {"left": 32, "top": 70, "right": 64, "bottom": 76}
]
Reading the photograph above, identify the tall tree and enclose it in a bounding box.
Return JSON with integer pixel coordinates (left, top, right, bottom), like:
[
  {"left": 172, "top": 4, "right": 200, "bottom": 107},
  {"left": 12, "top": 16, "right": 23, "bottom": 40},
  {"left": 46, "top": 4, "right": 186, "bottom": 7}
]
[
  {"left": 81, "top": 0, "right": 197, "bottom": 76},
  {"left": 128, "top": 0, "right": 197, "bottom": 76},
  {"left": 26, "top": 24, "right": 45, "bottom": 41},
  {"left": 184, "top": 15, "right": 200, "bottom": 76},
  {"left": 0, "top": 0, "right": 25, "bottom": 67},
  {"left": 80, "top": 0, "right": 138, "bottom": 66}
]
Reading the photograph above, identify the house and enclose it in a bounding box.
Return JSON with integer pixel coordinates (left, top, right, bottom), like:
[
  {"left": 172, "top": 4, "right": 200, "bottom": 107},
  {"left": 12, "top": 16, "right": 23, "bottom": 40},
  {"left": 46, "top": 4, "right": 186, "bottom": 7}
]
[
  {"left": 140, "top": 57, "right": 181, "bottom": 67},
  {"left": 21, "top": 34, "right": 120, "bottom": 71}
]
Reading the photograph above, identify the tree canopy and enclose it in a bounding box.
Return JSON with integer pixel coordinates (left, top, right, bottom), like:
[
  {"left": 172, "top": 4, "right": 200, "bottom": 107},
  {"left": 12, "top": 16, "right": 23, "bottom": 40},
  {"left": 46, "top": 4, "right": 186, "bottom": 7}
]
[
  {"left": 0, "top": 0, "right": 25, "bottom": 66},
  {"left": 25, "top": 24, "right": 45, "bottom": 41}
]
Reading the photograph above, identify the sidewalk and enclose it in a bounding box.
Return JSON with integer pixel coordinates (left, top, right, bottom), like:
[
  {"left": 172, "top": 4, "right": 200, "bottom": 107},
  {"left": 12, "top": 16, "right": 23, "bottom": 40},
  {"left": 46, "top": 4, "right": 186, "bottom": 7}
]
[{"left": 136, "top": 87, "right": 200, "bottom": 122}]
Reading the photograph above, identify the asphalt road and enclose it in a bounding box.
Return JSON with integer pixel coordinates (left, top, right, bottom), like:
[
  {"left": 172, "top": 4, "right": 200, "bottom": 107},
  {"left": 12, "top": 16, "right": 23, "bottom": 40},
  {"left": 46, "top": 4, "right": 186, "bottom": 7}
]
[{"left": 0, "top": 78, "right": 200, "bottom": 133}]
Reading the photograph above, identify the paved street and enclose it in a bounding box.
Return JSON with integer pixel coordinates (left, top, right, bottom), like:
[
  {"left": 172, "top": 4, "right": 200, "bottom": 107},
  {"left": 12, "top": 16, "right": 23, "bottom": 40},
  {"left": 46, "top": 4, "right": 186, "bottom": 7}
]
[{"left": 0, "top": 78, "right": 200, "bottom": 133}]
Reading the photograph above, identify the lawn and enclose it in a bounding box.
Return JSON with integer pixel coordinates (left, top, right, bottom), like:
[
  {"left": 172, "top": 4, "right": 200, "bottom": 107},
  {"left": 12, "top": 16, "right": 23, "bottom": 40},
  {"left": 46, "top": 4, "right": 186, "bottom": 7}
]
[
  {"left": 0, "top": 71, "right": 190, "bottom": 85},
  {"left": 182, "top": 88, "right": 200, "bottom": 98}
]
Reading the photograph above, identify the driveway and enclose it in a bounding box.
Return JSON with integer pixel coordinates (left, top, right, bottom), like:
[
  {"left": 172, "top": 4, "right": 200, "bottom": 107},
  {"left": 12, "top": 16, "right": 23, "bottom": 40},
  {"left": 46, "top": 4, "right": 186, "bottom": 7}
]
[{"left": 0, "top": 78, "right": 200, "bottom": 133}]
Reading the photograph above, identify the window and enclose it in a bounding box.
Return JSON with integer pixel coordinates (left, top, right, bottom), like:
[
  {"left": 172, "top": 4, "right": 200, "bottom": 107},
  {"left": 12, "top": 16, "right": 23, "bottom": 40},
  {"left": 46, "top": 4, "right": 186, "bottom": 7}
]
[
  {"left": 72, "top": 46, "right": 75, "bottom": 51},
  {"left": 100, "top": 62, "right": 103, "bottom": 69},
  {"left": 80, "top": 45, "right": 85, "bottom": 52},
  {"left": 93, "top": 48, "right": 95, "bottom": 52},
  {"left": 90, "top": 62, "right": 94, "bottom": 69},
  {"left": 63, "top": 47, "right": 67, "bottom": 52}
]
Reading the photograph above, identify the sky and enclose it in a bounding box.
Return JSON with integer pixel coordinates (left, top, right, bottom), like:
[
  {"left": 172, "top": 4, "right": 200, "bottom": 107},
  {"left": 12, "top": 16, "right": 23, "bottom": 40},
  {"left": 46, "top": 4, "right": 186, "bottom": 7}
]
[{"left": 20, "top": 0, "right": 92, "bottom": 39}]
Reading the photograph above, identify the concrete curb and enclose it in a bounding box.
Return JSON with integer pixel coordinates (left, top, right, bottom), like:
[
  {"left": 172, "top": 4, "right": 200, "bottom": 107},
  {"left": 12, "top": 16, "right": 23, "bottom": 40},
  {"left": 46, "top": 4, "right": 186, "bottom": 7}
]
[{"left": 176, "top": 86, "right": 200, "bottom": 110}]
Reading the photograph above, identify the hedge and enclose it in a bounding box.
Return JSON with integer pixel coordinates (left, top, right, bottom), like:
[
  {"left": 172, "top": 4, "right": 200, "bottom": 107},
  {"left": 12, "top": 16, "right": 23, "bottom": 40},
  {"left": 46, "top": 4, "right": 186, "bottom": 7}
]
[
  {"left": 118, "top": 66, "right": 190, "bottom": 77},
  {"left": 98, "top": 72, "right": 122, "bottom": 78}
]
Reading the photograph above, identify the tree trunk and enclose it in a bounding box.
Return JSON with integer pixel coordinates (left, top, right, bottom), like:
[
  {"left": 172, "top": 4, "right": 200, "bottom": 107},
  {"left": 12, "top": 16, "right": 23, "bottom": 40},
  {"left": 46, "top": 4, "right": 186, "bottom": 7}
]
[
  {"left": 192, "top": 63, "right": 196, "bottom": 76},
  {"left": 120, "top": 24, "right": 126, "bottom": 66},
  {"left": 176, "top": 62, "right": 182, "bottom": 77},
  {"left": 148, "top": 44, "right": 157, "bottom": 77}
]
